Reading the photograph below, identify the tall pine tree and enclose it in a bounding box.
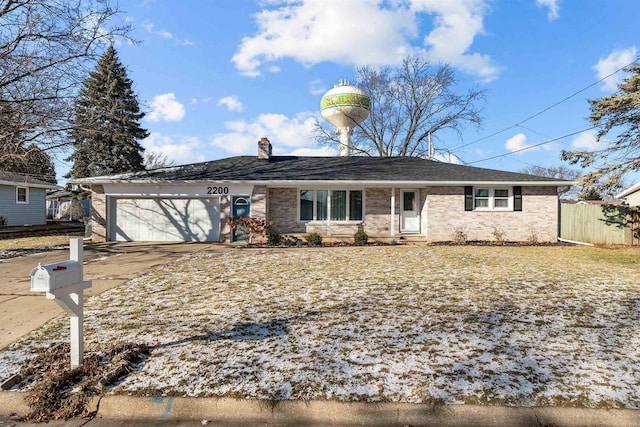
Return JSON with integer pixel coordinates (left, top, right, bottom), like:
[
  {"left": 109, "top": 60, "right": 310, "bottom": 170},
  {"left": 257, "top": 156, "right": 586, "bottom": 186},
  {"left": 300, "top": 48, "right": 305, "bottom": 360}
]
[
  {"left": 561, "top": 61, "right": 640, "bottom": 194},
  {"left": 66, "top": 46, "right": 148, "bottom": 179}
]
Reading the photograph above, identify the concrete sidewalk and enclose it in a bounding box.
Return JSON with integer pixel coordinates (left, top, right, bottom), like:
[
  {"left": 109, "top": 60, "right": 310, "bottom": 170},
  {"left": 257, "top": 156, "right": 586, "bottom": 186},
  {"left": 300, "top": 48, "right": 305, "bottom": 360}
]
[
  {"left": 1, "top": 392, "right": 640, "bottom": 426},
  {"left": 0, "top": 241, "right": 213, "bottom": 350}
]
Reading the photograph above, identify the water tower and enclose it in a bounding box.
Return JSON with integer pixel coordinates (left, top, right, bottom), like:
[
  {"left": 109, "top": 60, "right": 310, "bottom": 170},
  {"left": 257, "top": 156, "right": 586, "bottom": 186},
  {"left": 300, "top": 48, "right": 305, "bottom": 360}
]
[{"left": 320, "top": 81, "right": 370, "bottom": 156}]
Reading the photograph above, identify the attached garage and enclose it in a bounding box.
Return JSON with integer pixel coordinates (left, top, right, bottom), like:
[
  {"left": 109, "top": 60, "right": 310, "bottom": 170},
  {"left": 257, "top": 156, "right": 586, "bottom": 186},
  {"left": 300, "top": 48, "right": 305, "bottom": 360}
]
[{"left": 110, "top": 198, "right": 220, "bottom": 242}]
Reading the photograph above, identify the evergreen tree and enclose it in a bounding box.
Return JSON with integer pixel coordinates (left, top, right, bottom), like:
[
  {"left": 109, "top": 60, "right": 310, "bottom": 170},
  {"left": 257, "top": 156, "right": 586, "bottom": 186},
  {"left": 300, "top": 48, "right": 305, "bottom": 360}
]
[
  {"left": 561, "top": 60, "right": 640, "bottom": 194},
  {"left": 66, "top": 46, "right": 148, "bottom": 179}
]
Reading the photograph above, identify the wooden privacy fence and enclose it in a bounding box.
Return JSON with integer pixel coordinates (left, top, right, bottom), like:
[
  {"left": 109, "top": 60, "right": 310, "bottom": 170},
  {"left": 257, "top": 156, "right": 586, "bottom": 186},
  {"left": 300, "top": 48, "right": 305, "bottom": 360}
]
[{"left": 560, "top": 203, "right": 640, "bottom": 245}]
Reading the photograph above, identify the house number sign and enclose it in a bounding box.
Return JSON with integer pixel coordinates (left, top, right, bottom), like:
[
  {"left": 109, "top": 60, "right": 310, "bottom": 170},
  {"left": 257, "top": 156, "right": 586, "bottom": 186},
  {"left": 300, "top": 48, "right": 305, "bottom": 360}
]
[{"left": 207, "top": 186, "right": 229, "bottom": 194}]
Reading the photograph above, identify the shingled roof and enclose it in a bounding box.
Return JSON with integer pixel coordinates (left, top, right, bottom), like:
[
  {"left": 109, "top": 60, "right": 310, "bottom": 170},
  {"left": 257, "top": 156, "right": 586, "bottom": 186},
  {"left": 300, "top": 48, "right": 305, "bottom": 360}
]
[
  {"left": 72, "top": 156, "right": 571, "bottom": 185},
  {"left": 0, "top": 170, "right": 59, "bottom": 189}
]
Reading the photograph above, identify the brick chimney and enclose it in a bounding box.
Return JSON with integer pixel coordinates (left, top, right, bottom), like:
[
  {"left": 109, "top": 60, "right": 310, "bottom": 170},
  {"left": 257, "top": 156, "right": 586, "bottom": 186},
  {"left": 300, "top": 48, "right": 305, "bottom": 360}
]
[{"left": 258, "top": 137, "right": 272, "bottom": 160}]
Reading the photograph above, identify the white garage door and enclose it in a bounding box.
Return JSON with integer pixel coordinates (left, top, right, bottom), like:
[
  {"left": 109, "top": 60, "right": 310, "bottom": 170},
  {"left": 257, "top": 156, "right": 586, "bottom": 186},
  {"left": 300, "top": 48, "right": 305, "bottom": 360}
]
[{"left": 112, "top": 198, "right": 220, "bottom": 242}]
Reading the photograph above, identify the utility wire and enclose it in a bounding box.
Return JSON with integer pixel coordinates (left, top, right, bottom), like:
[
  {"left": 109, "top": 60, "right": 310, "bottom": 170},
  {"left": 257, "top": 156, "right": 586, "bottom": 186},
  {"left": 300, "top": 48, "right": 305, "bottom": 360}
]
[
  {"left": 453, "top": 58, "right": 640, "bottom": 152},
  {"left": 466, "top": 126, "right": 599, "bottom": 165}
]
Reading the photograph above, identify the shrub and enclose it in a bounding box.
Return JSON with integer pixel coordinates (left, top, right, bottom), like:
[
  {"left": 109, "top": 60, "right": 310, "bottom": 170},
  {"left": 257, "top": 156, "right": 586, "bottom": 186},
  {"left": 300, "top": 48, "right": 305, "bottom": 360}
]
[
  {"left": 226, "top": 217, "right": 275, "bottom": 245},
  {"left": 353, "top": 230, "right": 368, "bottom": 245},
  {"left": 305, "top": 232, "right": 322, "bottom": 246},
  {"left": 452, "top": 226, "right": 468, "bottom": 244},
  {"left": 266, "top": 229, "right": 282, "bottom": 246},
  {"left": 492, "top": 226, "right": 506, "bottom": 244},
  {"left": 527, "top": 228, "right": 539, "bottom": 245}
]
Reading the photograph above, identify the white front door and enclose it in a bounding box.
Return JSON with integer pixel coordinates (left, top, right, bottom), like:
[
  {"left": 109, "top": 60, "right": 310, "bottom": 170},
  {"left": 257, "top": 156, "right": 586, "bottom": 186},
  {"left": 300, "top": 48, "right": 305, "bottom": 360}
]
[{"left": 400, "top": 190, "right": 420, "bottom": 233}]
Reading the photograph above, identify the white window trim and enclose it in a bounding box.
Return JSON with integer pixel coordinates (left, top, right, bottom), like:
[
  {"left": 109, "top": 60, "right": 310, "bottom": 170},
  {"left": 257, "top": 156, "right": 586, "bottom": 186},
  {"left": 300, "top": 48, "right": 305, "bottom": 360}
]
[
  {"left": 473, "top": 187, "right": 512, "bottom": 211},
  {"left": 297, "top": 188, "right": 365, "bottom": 222},
  {"left": 16, "top": 186, "right": 29, "bottom": 204}
]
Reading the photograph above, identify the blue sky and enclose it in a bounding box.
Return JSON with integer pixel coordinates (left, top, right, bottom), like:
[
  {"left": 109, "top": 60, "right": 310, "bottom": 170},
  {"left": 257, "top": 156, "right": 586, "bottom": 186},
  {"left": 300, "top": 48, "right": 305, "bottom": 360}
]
[{"left": 55, "top": 0, "right": 638, "bottom": 183}]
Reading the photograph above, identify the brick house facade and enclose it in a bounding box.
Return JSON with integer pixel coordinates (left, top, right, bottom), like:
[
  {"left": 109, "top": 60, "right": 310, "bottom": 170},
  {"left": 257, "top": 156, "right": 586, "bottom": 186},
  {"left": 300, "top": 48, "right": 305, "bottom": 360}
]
[{"left": 76, "top": 139, "right": 569, "bottom": 244}]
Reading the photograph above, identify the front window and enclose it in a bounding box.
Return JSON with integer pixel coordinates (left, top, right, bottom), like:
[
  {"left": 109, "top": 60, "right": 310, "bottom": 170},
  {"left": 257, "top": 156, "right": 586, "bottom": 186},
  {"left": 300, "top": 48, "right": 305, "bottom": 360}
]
[
  {"left": 331, "top": 190, "right": 346, "bottom": 221},
  {"left": 474, "top": 187, "right": 511, "bottom": 210},
  {"left": 349, "top": 191, "right": 363, "bottom": 221},
  {"left": 474, "top": 189, "right": 489, "bottom": 208},
  {"left": 300, "top": 190, "right": 314, "bottom": 220},
  {"left": 299, "top": 189, "right": 363, "bottom": 222},
  {"left": 16, "top": 187, "right": 28, "bottom": 204},
  {"left": 494, "top": 189, "right": 509, "bottom": 208}
]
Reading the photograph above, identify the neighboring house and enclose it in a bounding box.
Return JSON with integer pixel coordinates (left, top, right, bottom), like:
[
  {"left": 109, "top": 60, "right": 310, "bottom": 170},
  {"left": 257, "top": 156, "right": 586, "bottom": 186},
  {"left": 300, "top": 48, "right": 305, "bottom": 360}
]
[
  {"left": 616, "top": 183, "right": 640, "bottom": 207},
  {"left": 72, "top": 138, "right": 571, "bottom": 243},
  {"left": 46, "top": 189, "right": 91, "bottom": 220},
  {"left": 0, "top": 171, "right": 60, "bottom": 227}
]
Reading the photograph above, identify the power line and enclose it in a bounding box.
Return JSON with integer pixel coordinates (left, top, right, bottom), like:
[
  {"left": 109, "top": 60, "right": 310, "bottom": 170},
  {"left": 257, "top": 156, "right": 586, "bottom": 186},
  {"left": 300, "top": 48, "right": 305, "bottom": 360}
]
[
  {"left": 453, "top": 58, "right": 639, "bottom": 152},
  {"left": 466, "top": 126, "right": 598, "bottom": 165}
]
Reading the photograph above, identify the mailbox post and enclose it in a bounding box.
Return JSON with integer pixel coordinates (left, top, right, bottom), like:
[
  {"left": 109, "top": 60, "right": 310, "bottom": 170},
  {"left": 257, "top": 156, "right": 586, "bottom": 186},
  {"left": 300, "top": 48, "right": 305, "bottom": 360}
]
[{"left": 30, "top": 238, "right": 92, "bottom": 369}]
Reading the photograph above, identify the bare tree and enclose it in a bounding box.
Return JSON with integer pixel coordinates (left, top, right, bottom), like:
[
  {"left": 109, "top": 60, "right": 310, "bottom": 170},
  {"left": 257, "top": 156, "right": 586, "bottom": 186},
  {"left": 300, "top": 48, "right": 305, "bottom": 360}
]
[
  {"left": 0, "top": 0, "right": 131, "bottom": 158},
  {"left": 315, "top": 56, "right": 485, "bottom": 157},
  {"left": 0, "top": 102, "right": 56, "bottom": 182},
  {"left": 519, "top": 164, "right": 582, "bottom": 200},
  {"left": 144, "top": 151, "right": 176, "bottom": 170}
]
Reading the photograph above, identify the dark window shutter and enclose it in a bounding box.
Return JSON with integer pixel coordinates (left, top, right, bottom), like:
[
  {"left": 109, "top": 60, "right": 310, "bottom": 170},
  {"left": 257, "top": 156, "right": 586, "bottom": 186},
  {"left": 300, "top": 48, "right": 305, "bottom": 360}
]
[
  {"left": 464, "top": 186, "right": 473, "bottom": 211},
  {"left": 513, "top": 186, "right": 522, "bottom": 211}
]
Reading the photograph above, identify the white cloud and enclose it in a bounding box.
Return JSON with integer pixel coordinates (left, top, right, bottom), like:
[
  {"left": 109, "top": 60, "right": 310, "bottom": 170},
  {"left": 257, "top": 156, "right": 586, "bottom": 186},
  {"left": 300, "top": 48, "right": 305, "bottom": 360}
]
[
  {"left": 143, "top": 21, "right": 173, "bottom": 39},
  {"left": 536, "top": 0, "right": 559, "bottom": 21},
  {"left": 232, "top": 0, "right": 498, "bottom": 81},
  {"left": 211, "top": 112, "right": 318, "bottom": 155},
  {"left": 142, "top": 133, "right": 206, "bottom": 165},
  {"left": 143, "top": 21, "right": 194, "bottom": 46},
  {"left": 147, "top": 93, "right": 186, "bottom": 122},
  {"left": 593, "top": 47, "right": 637, "bottom": 92},
  {"left": 505, "top": 133, "right": 538, "bottom": 154},
  {"left": 571, "top": 130, "right": 601, "bottom": 151},
  {"left": 217, "top": 95, "right": 244, "bottom": 112},
  {"left": 413, "top": 0, "right": 499, "bottom": 82}
]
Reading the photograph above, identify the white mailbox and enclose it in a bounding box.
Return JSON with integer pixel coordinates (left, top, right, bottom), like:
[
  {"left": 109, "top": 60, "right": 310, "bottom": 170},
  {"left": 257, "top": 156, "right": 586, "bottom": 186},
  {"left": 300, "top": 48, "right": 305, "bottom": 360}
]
[
  {"left": 29, "top": 238, "right": 91, "bottom": 369},
  {"left": 31, "top": 260, "right": 83, "bottom": 292}
]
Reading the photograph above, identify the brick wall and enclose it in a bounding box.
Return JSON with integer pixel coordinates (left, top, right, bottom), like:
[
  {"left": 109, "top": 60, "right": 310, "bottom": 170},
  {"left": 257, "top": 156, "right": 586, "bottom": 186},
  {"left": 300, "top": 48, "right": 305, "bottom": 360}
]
[
  {"left": 265, "top": 185, "right": 558, "bottom": 242},
  {"left": 252, "top": 185, "right": 267, "bottom": 219},
  {"left": 91, "top": 185, "right": 107, "bottom": 242},
  {"left": 426, "top": 186, "right": 559, "bottom": 242},
  {"left": 268, "top": 188, "right": 305, "bottom": 234},
  {"left": 364, "top": 188, "right": 397, "bottom": 236}
]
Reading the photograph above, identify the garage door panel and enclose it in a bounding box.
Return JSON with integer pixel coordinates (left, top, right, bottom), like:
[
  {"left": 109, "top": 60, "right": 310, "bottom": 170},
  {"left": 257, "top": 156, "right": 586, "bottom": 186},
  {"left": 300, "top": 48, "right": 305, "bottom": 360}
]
[{"left": 113, "top": 198, "right": 220, "bottom": 242}]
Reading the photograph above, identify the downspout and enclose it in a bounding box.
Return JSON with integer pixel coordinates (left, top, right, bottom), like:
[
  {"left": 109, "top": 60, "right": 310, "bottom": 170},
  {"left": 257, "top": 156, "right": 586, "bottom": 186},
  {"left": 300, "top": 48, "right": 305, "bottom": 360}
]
[{"left": 558, "top": 237, "right": 594, "bottom": 246}]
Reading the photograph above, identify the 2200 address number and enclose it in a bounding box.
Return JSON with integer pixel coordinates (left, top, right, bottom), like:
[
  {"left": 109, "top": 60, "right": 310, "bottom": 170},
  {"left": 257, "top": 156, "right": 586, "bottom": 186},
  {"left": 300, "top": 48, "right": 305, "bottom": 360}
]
[{"left": 207, "top": 186, "right": 229, "bottom": 195}]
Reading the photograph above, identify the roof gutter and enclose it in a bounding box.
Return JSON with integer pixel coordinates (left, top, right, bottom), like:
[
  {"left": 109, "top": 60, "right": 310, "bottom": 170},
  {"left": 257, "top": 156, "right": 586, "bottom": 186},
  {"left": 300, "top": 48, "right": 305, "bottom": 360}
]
[
  {"left": 71, "top": 178, "right": 574, "bottom": 187},
  {"left": 0, "top": 179, "right": 61, "bottom": 190}
]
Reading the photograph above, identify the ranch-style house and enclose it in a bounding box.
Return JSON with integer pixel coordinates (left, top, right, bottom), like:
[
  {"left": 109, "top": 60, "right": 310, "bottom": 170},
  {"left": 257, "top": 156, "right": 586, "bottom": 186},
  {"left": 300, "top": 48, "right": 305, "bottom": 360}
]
[{"left": 73, "top": 138, "right": 571, "bottom": 243}]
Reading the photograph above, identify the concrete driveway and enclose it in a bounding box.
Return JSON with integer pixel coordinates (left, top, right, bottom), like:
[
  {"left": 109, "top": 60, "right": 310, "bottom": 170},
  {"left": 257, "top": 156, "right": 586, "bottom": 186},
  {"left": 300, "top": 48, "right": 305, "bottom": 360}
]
[{"left": 0, "top": 242, "right": 214, "bottom": 350}]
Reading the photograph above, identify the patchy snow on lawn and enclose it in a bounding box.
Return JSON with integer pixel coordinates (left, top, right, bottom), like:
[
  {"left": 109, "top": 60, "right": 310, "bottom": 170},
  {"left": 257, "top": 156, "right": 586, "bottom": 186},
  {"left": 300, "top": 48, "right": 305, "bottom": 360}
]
[{"left": 2, "top": 246, "right": 640, "bottom": 407}]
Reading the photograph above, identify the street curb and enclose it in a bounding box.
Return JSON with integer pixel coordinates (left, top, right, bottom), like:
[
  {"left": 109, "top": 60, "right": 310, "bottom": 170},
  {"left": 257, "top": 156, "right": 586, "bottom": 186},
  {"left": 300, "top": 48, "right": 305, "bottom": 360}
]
[{"left": 3, "top": 392, "right": 640, "bottom": 426}]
